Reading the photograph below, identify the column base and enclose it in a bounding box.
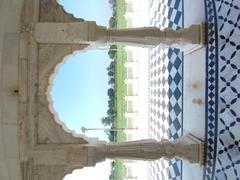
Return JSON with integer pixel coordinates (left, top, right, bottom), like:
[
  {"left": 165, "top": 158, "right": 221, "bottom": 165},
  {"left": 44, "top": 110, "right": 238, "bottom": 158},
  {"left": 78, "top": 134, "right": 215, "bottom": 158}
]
[
  {"left": 181, "top": 23, "right": 207, "bottom": 54},
  {"left": 174, "top": 134, "right": 205, "bottom": 165}
]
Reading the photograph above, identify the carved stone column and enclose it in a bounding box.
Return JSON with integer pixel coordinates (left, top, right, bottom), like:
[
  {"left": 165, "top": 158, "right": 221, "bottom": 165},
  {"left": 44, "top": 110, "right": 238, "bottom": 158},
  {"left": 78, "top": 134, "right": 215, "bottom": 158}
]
[
  {"left": 106, "top": 24, "right": 206, "bottom": 49},
  {"left": 32, "top": 135, "right": 204, "bottom": 167},
  {"left": 29, "top": 135, "right": 204, "bottom": 179},
  {"left": 34, "top": 22, "right": 206, "bottom": 50},
  {"left": 95, "top": 134, "right": 204, "bottom": 164}
]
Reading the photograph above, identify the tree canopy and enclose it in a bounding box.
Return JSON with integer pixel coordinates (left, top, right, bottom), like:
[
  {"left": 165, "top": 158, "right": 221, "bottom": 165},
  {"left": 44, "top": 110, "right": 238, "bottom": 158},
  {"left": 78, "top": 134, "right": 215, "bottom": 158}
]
[
  {"left": 108, "top": 45, "right": 118, "bottom": 59},
  {"left": 101, "top": 60, "right": 117, "bottom": 142}
]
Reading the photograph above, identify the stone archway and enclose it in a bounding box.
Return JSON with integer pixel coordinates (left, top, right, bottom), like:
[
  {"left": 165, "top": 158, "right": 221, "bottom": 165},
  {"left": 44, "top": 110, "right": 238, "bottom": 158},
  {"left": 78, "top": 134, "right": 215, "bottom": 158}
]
[{"left": 17, "top": 0, "right": 206, "bottom": 179}]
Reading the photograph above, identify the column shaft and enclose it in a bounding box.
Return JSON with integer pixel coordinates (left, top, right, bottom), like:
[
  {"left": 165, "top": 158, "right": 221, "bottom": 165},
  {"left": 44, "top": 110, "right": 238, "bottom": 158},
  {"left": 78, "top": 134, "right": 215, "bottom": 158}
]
[
  {"left": 34, "top": 22, "right": 205, "bottom": 50},
  {"left": 96, "top": 135, "right": 204, "bottom": 164},
  {"left": 106, "top": 24, "right": 204, "bottom": 49}
]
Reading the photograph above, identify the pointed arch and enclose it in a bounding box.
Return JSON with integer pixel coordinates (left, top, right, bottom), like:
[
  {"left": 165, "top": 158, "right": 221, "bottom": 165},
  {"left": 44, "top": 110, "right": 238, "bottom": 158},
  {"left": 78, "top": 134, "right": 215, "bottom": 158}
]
[{"left": 37, "top": 44, "right": 103, "bottom": 144}]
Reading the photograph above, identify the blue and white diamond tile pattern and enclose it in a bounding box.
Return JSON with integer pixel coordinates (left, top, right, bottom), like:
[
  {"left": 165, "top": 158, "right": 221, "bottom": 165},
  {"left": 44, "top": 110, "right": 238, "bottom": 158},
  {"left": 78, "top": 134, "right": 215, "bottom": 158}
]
[
  {"left": 203, "top": 0, "right": 219, "bottom": 179},
  {"left": 204, "top": 0, "right": 240, "bottom": 179},
  {"left": 148, "top": 0, "right": 184, "bottom": 180},
  {"left": 149, "top": 0, "right": 183, "bottom": 30}
]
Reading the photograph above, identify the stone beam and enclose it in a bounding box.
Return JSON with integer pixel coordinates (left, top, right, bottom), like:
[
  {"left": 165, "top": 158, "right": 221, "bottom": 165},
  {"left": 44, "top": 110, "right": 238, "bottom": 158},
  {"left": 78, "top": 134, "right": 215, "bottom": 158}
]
[{"left": 33, "top": 144, "right": 103, "bottom": 167}]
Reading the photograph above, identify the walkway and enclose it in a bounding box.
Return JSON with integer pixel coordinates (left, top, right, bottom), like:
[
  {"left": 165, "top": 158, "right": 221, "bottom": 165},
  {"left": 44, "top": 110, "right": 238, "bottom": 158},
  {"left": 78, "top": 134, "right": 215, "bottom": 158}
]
[
  {"left": 148, "top": 0, "right": 240, "bottom": 180},
  {"left": 148, "top": 0, "right": 184, "bottom": 179}
]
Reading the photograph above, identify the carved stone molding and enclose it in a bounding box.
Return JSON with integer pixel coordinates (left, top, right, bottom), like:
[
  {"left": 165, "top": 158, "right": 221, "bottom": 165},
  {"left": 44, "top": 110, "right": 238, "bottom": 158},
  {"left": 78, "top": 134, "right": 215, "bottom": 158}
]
[{"left": 37, "top": 44, "right": 92, "bottom": 144}]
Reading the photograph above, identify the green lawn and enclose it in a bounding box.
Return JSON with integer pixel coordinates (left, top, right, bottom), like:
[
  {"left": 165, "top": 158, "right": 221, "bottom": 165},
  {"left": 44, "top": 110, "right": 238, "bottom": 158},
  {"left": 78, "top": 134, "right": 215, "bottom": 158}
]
[
  {"left": 114, "top": 159, "right": 126, "bottom": 180},
  {"left": 114, "top": 0, "right": 128, "bottom": 180},
  {"left": 115, "top": 0, "right": 127, "bottom": 142},
  {"left": 115, "top": 45, "right": 127, "bottom": 142},
  {"left": 116, "top": 0, "right": 127, "bottom": 29}
]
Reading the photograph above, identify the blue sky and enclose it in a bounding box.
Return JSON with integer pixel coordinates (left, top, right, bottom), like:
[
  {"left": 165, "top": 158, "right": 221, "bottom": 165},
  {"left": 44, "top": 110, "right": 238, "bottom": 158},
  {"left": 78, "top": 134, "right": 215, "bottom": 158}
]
[
  {"left": 52, "top": 1, "right": 113, "bottom": 179},
  {"left": 58, "top": 0, "right": 112, "bottom": 26},
  {"left": 51, "top": 50, "right": 112, "bottom": 140},
  {"left": 52, "top": 0, "right": 112, "bottom": 140}
]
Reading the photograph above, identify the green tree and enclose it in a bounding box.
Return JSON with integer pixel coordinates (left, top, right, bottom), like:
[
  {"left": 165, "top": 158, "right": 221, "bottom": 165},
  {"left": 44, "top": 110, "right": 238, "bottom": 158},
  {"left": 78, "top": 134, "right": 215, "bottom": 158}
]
[
  {"left": 107, "top": 60, "right": 116, "bottom": 71},
  {"left": 112, "top": 9, "right": 117, "bottom": 17},
  {"left": 108, "top": 0, "right": 117, "bottom": 11},
  {"left": 108, "top": 70, "right": 115, "bottom": 77},
  {"left": 109, "top": 16, "right": 117, "bottom": 29},
  {"left": 108, "top": 0, "right": 116, "bottom": 5},
  {"left": 108, "top": 77, "right": 115, "bottom": 85},
  {"left": 101, "top": 117, "right": 112, "bottom": 126},
  {"left": 107, "top": 88, "right": 115, "bottom": 97},
  {"left": 108, "top": 45, "right": 117, "bottom": 59},
  {"left": 108, "top": 99, "right": 115, "bottom": 108},
  {"left": 107, "top": 108, "right": 116, "bottom": 118},
  {"left": 107, "top": 130, "right": 116, "bottom": 142}
]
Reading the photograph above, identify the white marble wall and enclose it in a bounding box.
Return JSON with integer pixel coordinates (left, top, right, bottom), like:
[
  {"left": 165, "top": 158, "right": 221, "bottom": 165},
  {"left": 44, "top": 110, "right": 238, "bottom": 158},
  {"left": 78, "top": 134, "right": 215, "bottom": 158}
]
[
  {"left": 0, "top": 0, "right": 23, "bottom": 179},
  {"left": 182, "top": 0, "right": 206, "bottom": 179}
]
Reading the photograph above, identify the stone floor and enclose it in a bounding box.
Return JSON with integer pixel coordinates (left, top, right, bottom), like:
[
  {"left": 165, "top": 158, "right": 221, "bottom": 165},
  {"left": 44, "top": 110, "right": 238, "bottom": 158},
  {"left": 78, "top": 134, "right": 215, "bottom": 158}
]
[
  {"left": 147, "top": 0, "right": 240, "bottom": 180},
  {"left": 148, "top": 0, "right": 184, "bottom": 179}
]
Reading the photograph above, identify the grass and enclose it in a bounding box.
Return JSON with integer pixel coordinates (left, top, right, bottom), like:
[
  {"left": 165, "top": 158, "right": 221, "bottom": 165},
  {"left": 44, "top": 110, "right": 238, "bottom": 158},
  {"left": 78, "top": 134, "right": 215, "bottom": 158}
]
[
  {"left": 115, "top": 0, "right": 127, "bottom": 142},
  {"left": 114, "top": 0, "right": 128, "bottom": 180},
  {"left": 116, "top": 0, "right": 127, "bottom": 29},
  {"left": 115, "top": 46, "right": 127, "bottom": 142},
  {"left": 114, "top": 159, "right": 126, "bottom": 180}
]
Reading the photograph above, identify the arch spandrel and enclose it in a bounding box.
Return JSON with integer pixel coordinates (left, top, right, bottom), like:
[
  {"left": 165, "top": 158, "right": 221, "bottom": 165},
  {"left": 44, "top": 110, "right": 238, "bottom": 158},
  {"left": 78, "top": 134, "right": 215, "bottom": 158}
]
[
  {"left": 36, "top": 0, "right": 107, "bottom": 145},
  {"left": 33, "top": 165, "right": 83, "bottom": 180},
  {"left": 38, "top": 44, "right": 89, "bottom": 95},
  {"left": 40, "top": 0, "right": 84, "bottom": 22},
  {"left": 37, "top": 44, "right": 100, "bottom": 144},
  {"left": 19, "top": 0, "right": 96, "bottom": 151}
]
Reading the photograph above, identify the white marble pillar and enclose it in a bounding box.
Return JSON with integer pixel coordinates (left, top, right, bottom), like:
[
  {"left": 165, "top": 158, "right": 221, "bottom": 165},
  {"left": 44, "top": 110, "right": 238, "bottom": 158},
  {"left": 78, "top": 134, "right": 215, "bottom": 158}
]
[
  {"left": 106, "top": 24, "right": 205, "bottom": 49},
  {"left": 34, "top": 22, "right": 206, "bottom": 50},
  {"left": 96, "top": 134, "right": 204, "bottom": 164},
  {"left": 32, "top": 134, "right": 204, "bottom": 178}
]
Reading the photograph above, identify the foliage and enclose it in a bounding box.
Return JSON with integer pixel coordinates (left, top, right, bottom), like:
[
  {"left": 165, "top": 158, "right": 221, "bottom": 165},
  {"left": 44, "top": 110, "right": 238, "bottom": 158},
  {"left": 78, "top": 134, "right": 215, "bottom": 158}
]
[
  {"left": 101, "top": 117, "right": 112, "bottom": 126},
  {"left": 109, "top": 161, "right": 116, "bottom": 180},
  {"left": 106, "top": 130, "right": 117, "bottom": 142},
  {"left": 108, "top": 77, "right": 115, "bottom": 85},
  {"left": 108, "top": 44, "right": 118, "bottom": 59},
  {"left": 107, "top": 60, "right": 116, "bottom": 71},
  {"left": 107, "top": 88, "right": 115, "bottom": 98},
  {"left": 109, "top": 0, "right": 117, "bottom": 8},
  {"left": 101, "top": 60, "right": 117, "bottom": 141},
  {"left": 109, "top": 16, "right": 117, "bottom": 29}
]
